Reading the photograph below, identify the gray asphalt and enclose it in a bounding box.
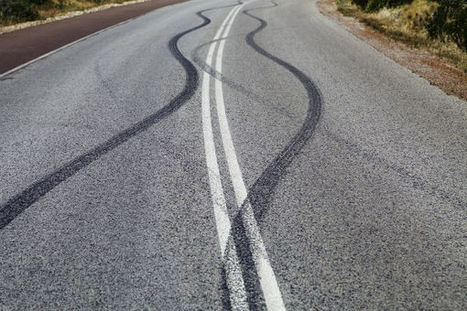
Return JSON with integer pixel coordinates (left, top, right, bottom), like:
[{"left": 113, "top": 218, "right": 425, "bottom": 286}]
[{"left": 0, "top": 0, "right": 466, "bottom": 309}]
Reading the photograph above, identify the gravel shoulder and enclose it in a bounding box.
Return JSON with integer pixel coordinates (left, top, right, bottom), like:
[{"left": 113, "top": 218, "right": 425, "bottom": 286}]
[{"left": 317, "top": 0, "right": 467, "bottom": 100}]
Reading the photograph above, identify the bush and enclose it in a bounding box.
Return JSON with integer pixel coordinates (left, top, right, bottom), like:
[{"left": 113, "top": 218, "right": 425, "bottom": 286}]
[
  {"left": 426, "top": 0, "right": 467, "bottom": 50},
  {"left": 351, "top": 0, "right": 370, "bottom": 7},
  {"left": 367, "top": 0, "right": 414, "bottom": 11},
  {"left": 0, "top": 0, "right": 39, "bottom": 22},
  {"left": 29, "top": 0, "right": 51, "bottom": 4},
  {"left": 351, "top": 0, "right": 415, "bottom": 11}
]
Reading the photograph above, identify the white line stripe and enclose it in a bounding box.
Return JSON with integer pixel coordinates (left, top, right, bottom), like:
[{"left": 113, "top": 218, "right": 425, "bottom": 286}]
[
  {"left": 214, "top": 4, "right": 287, "bottom": 311},
  {"left": 201, "top": 5, "right": 248, "bottom": 310}
]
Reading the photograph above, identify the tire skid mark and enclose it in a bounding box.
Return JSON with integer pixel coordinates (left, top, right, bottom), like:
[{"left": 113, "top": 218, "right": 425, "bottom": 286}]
[
  {"left": 321, "top": 126, "right": 467, "bottom": 209},
  {"left": 194, "top": 36, "right": 465, "bottom": 211},
  {"left": 241, "top": 1, "right": 322, "bottom": 221},
  {"left": 0, "top": 5, "right": 228, "bottom": 230},
  {"left": 223, "top": 1, "right": 323, "bottom": 308},
  {"left": 192, "top": 38, "right": 298, "bottom": 120}
]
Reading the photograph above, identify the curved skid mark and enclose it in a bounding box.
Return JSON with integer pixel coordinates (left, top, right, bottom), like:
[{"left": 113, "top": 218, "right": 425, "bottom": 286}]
[
  {"left": 192, "top": 38, "right": 298, "bottom": 120},
  {"left": 0, "top": 4, "right": 233, "bottom": 230},
  {"left": 241, "top": 0, "right": 322, "bottom": 223},
  {"left": 223, "top": 1, "right": 323, "bottom": 308}
]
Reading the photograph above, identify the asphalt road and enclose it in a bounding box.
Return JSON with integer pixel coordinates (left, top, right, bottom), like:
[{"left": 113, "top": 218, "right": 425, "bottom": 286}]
[
  {"left": 0, "top": 0, "right": 186, "bottom": 74},
  {"left": 0, "top": 0, "right": 466, "bottom": 309}
]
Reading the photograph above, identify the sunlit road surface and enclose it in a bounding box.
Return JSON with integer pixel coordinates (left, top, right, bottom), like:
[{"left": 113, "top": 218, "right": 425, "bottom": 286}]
[{"left": 0, "top": 0, "right": 465, "bottom": 309}]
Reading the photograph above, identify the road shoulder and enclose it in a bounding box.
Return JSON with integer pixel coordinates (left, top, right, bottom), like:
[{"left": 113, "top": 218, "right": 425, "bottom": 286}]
[
  {"left": 317, "top": 0, "right": 466, "bottom": 100},
  {"left": 0, "top": 0, "right": 186, "bottom": 75}
]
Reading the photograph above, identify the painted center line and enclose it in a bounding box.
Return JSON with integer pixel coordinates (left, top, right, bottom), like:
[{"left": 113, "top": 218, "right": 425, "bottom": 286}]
[
  {"left": 201, "top": 4, "right": 249, "bottom": 310},
  {"left": 201, "top": 2, "right": 286, "bottom": 310}
]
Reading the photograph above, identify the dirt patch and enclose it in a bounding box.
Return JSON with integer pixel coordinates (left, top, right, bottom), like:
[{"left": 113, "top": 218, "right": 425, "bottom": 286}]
[{"left": 317, "top": 0, "right": 466, "bottom": 100}]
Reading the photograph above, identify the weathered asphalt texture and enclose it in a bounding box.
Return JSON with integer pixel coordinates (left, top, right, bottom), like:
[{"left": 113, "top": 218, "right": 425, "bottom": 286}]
[{"left": 1, "top": 0, "right": 466, "bottom": 309}]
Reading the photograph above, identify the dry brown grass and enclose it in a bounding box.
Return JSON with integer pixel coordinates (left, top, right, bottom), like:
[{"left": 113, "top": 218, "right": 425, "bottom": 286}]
[
  {"left": 336, "top": 0, "right": 467, "bottom": 72},
  {"left": 35, "top": 0, "right": 126, "bottom": 19},
  {"left": 0, "top": 0, "right": 131, "bottom": 27}
]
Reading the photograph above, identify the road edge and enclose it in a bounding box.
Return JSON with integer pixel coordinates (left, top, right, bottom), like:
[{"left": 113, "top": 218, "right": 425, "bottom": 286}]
[
  {"left": 0, "top": 0, "right": 155, "bottom": 35},
  {"left": 0, "top": 18, "right": 132, "bottom": 79},
  {"left": 317, "top": 0, "right": 466, "bottom": 101},
  {"left": 0, "top": 0, "right": 187, "bottom": 77}
]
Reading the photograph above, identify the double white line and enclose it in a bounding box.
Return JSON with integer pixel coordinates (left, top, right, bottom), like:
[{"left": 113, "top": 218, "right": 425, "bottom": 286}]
[{"left": 201, "top": 3, "right": 286, "bottom": 310}]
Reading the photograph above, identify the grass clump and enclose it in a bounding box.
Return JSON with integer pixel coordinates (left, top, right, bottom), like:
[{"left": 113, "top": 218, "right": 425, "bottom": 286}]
[{"left": 337, "top": 0, "right": 467, "bottom": 71}]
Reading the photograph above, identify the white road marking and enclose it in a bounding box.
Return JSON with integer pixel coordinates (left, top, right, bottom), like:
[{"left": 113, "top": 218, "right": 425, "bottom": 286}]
[
  {"left": 213, "top": 5, "right": 287, "bottom": 311},
  {"left": 201, "top": 5, "right": 248, "bottom": 310},
  {"left": 200, "top": 2, "right": 286, "bottom": 310}
]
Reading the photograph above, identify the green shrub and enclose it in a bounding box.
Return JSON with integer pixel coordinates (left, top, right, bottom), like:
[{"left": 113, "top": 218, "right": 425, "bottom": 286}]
[
  {"left": 351, "top": 0, "right": 370, "bottom": 7},
  {"left": 426, "top": 0, "right": 467, "bottom": 50},
  {"left": 350, "top": 0, "right": 415, "bottom": 11},
  {"left": 366, "top": 0, "right": 414, "bottom": 11},
  {"left": 54, "top": 0, "right": 67, "bottom": 9},
  {"left": 29, "top": 0, "right": 51, "bottom": 4},
  {"left": 0, "top": 0, "right": 39, "bottom": 22}
]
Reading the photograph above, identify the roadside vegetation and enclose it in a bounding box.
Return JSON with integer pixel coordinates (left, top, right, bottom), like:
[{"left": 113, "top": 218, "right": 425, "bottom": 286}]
[
  {"left": 0, "top": 0, "right": 129, "bottom": 25},
  {"left": 336, "top": 0, "right": 466, "bottom": 72}
]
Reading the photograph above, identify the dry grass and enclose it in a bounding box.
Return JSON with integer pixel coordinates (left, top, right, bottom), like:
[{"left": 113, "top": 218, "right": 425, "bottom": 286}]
[
  {"left": 336, "top": 0, "right": 467, "bottom": 72},
  {"left": 0, "top": 0, "right": 130, "bottom": 27},
  {"left": 35, "top": 0, "right": 126, "bottom": 19},
  {"left": 0, "top": 0, "right": 150, "bottom": 33}
]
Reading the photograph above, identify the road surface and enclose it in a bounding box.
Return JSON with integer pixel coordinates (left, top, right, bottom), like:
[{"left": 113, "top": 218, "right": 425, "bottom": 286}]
[{"left": 1, "top": 0, "right": 466, "bottom": 309}]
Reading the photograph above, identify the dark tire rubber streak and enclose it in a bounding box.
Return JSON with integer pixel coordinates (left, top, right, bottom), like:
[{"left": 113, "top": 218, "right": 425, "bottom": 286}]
[
  {"left": 192, "top": 40, "right": 297, "bottom": 120},
  {"left": 193, "top": 40, "right": 466, "bottom": 212},
  {"left": 242, "top": 3, "right": 322, "bottom": 221},
  {"left": 221, "top": 2, "right": 323, "bottom": 309},
  {"left": 0, "top": 8, "right": 216, "bottom": 230}
]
